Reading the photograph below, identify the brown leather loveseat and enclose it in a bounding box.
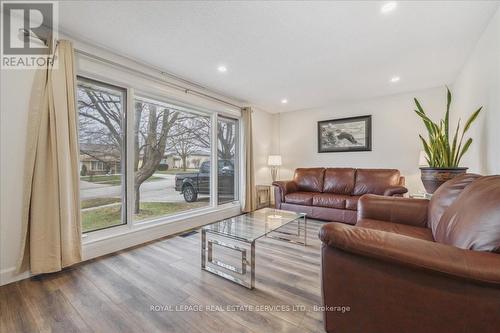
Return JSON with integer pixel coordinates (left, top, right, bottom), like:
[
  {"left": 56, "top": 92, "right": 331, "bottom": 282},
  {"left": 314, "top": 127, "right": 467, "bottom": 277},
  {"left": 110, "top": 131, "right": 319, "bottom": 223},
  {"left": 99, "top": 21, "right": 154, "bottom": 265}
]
[
  {"left": 319, "top": 174, "right": 500, "bottom": 333},
  {"left": 273, "top": 168, "right": 407, "bottom": 224}
]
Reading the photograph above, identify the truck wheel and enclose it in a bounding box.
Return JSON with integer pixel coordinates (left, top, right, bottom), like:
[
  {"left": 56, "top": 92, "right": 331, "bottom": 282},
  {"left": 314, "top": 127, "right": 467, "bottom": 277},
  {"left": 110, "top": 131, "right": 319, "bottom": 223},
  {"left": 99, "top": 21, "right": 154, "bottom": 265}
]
[{"left": 183, "top": 185, "right": 198, "bottom": 202}]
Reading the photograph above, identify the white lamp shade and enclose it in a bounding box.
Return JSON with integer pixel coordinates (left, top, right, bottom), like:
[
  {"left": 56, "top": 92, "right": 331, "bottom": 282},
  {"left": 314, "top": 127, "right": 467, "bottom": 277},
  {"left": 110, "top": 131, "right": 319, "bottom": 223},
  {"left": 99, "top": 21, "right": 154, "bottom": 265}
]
[
  {"left": 268, "top": 155, "right": 282, "bottom": 166},
  {"left": 419, "top": 151, "right": 429, "bottom": 166}
]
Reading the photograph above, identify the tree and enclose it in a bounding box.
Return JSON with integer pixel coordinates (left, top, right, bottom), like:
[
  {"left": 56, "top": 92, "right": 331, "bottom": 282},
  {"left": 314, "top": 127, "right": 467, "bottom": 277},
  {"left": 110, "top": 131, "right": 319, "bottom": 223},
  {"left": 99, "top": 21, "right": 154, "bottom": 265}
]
[
  {"left": 78, "top": 86, "right": 179, "bottom": 214},
  {"left": 134, "top": 101, "right": 178, "bottom": 212},
  {"left": 169, "top": 116, "right": 210, "bottom": 170},
  {"left": 217, "top": 119, "right": 236, "bottom": 160}
]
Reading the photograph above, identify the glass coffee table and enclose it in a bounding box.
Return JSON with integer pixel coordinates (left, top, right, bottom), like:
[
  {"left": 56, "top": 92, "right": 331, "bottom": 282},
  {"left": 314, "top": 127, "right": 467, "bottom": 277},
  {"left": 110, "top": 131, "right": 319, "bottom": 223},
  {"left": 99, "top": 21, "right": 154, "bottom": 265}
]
[{"left": 201, "top": 208, "right": 307, "bottom": 289}]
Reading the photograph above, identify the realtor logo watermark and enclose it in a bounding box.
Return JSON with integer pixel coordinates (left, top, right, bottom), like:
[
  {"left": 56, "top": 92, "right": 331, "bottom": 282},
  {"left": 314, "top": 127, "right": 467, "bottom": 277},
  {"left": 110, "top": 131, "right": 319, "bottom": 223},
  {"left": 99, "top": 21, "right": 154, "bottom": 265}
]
[{"left": 1, "top": 1, "right": 58, "bottom": 69}]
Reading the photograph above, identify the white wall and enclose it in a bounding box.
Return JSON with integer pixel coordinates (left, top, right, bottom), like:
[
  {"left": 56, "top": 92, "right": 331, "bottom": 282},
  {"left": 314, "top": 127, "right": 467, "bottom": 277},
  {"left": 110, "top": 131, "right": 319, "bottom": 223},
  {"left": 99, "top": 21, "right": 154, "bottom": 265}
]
[
  {"left": 252, "top": 108, "right": 275, "bottom": 185},
  {"left": 274, "top": 87, "right": 447, "bottom": 193},
  {"left": 0, "top": 69, "right": 37, "bottom": 285},
  {"left": 451, "top": 7, "right": 500, "bottom": 175}
]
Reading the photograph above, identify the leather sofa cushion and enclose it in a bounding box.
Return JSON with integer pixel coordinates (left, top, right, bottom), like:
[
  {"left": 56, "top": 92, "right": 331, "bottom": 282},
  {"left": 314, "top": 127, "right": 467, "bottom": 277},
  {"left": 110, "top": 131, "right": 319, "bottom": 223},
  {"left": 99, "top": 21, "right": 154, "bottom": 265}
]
[
  {"left": 434, "top": 176, "right": 500, "bottom": 252},
  {"left": 284, "top": 192, "right": 314, "bottom": 206},
  {"left": 353, "top": 169, "right": 400, "bottom": 196},
  {"left": 428, "top": 173, "right": 481, "bottom": 235},
  {"left": 357, "top": 218, "right": 434, "bottom": 242},
  {"left": 312, "top": 193, "right": 347, "bottom": 209},
  {"left": 293, "top": 168, "right": 325, "bottom": 192},
  {"left": 346, "top": 196, "right": 360, "bottom": 211},
  {"left": 323, "top": 168, "right": 356, "bottom": 194}
]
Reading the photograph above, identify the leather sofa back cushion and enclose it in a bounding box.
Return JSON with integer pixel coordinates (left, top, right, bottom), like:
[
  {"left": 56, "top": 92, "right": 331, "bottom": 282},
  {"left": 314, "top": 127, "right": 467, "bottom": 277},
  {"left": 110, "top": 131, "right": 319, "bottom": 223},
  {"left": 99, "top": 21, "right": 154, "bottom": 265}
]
[
  {"left": 434, "top": 176, "right": 500, "bottom": 252},
  {"left": 293, "top": 168, "right": 325, "bottom": 192},
  {"left": 428, "top": 173, "right": 481, "bottom": 235},
  {"left": 323, "top": 168, "right": 356, "bottom": 194},
  {"left": 353, "top": 169, "right": 400, "bottom": 196}
]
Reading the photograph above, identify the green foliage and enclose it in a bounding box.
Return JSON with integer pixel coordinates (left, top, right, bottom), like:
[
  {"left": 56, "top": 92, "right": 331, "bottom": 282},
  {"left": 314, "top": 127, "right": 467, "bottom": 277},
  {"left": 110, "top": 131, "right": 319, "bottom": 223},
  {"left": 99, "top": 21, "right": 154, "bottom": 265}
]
[
  {"left": 414, "top": 88, "right": 482, "bottom": 168},
  {"left": 80, "top": 164, "right": 87, "bottom": 177}
]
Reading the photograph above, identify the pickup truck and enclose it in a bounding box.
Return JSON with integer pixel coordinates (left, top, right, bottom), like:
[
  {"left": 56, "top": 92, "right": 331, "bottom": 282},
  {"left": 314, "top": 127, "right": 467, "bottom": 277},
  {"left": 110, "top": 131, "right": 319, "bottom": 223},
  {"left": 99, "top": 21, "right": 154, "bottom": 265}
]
[{"left": 174, "top": 160, "right": 235, "bottom": 202}]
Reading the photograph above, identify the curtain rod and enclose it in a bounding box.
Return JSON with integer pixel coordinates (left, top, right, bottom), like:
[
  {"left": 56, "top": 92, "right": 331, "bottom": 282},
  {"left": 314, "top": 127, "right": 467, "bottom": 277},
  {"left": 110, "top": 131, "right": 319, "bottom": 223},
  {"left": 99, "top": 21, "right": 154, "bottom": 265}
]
[
  {"left": 19, "top": 28, "right": 243, "bottom": 110},
  {"left": 75, "top": 49, "right": 243, "bottom": 110}
]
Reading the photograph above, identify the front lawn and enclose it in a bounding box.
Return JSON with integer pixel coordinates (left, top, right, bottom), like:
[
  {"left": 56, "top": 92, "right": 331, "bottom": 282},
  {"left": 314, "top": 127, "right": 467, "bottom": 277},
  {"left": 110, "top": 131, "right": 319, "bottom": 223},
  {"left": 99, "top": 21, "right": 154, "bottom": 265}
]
[
  {"left": 82, "top": 200, "right": 209, "bottom": 232},
  {"left": 81, "top": 197, "right": 121, "bottom": 209}
]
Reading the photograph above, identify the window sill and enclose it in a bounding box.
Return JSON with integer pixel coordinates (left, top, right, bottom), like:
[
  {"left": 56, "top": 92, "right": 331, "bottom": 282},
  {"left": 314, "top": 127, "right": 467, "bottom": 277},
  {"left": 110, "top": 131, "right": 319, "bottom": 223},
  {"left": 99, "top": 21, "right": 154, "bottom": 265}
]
[{"left": 82, "top": 202, "right": 241, "bottom": 261}]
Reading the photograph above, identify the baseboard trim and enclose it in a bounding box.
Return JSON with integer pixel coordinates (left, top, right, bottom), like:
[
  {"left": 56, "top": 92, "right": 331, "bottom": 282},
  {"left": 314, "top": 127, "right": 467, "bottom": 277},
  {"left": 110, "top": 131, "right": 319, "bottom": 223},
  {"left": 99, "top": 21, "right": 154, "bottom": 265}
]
[{"left": 0, "top": 267, "right": 31, "bottom": 286}]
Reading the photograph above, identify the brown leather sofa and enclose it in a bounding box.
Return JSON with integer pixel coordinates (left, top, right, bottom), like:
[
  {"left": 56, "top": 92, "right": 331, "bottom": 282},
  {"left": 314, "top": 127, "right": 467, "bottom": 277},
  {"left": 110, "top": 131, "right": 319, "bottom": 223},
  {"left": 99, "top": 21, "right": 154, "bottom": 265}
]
[
  {"left": 273, "top": 168, "right": 407, "bottom": 224},
  {"left": 319, "top": 174, "right": 500, "bottom": 333}
]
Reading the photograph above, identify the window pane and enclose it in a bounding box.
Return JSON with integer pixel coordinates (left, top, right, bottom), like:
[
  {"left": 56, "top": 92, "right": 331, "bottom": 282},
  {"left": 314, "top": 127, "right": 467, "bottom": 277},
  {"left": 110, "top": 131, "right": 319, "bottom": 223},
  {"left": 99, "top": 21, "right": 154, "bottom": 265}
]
[
  {"left": 77, "top": 78, "right": 126, "bottom": 233},
  {"left": 133, "top": 98, "right": 211, "bottom": 222},
  {"left": 217, "top": 117, "right": 238, "bottom": 204}
]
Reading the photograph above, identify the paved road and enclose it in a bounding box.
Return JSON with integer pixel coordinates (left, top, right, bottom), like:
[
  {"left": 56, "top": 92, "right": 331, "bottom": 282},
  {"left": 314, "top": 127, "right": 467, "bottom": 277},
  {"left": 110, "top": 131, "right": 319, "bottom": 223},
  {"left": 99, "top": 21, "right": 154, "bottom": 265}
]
[{"left": 80, "top": 174, "right": 209, "bottom": 203}]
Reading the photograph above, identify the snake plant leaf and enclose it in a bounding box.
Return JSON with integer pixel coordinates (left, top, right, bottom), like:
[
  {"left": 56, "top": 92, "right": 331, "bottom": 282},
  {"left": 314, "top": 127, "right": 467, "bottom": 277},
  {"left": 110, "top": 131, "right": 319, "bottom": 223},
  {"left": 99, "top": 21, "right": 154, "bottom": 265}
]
[
  {"left": 463, "top": 107, "right": 482, "bottom": 133},
  {"left": 456, "top": 138, "right": 473, "bottom": 166},
  {"left": 415, "top": 109, "right": 440, "bottom": 136},
  {"left": 415, "top": 110, "right": 434, "bottom": 135},
  {"left": 445, "top": 87, "right": 451, "bottom": 140},
  {"left": 451, "top": 120, "right": 461, "bottom": 167},
  {"left": 414, "top": 98, "right": 425, "bottom": 114},
  {"left": 419, "top": 134, "right": 432, "bottom": 161}
]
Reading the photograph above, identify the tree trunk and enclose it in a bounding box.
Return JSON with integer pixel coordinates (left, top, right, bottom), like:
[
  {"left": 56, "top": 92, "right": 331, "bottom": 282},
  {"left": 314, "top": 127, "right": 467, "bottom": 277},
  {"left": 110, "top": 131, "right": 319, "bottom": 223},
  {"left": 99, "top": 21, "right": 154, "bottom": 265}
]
[
  {"left": 182, "top": 155, "right": 187, "bottom": 171},
  {"left": 134, "top": 185, "right": 140, "bottom": 214}
]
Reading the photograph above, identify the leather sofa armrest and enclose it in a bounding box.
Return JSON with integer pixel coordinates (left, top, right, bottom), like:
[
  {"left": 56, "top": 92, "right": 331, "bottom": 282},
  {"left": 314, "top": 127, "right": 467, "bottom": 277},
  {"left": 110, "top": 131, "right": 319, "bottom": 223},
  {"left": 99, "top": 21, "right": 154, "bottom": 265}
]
[
  {"left": 383, "top": 185, "right": 408, "bottom": 196},
  {"left": 319, "top": 223, "right": 500, "bottom": 286},
  {"left": 272, "top": 180, "right": 297, "bottom": 203},
  {"left": 358, "top": 194, "right": 428, "bottom": 227}
]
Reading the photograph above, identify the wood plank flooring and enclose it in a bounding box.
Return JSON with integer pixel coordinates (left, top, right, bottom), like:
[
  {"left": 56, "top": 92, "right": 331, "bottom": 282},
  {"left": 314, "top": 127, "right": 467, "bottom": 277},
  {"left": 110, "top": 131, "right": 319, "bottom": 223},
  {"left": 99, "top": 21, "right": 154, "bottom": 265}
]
[{"left": 0, "top": 219, "right": 326, "bottom": 333}]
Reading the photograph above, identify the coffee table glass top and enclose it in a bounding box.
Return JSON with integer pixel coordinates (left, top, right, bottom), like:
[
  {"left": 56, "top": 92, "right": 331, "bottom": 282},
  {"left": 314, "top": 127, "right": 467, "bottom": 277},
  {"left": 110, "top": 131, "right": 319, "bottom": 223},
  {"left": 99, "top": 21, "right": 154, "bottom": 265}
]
[{"left": 202, "top": 208, "right": 305, "bottom": 242}]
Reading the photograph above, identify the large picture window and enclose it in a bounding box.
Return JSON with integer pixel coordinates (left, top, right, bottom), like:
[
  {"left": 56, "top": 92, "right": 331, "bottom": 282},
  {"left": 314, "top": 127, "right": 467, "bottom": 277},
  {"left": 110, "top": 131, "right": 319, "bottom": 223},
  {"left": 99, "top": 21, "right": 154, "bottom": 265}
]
[
  {"left": 77, "top": 77, "right": 239, "bottom": 234},
  {"left": 133, "top": 98, "right": 211, "bottom": 223},
  {"left": 77, "top": 78, "right": 126, "bottom": 233}
]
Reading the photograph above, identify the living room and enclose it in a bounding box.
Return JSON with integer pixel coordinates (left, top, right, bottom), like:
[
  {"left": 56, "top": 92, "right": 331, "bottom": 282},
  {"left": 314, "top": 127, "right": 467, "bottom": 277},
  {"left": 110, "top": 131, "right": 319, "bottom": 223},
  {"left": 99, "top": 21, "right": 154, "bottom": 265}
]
[{"left": 1, "top": 1, "right": 499, "bottom": 332}]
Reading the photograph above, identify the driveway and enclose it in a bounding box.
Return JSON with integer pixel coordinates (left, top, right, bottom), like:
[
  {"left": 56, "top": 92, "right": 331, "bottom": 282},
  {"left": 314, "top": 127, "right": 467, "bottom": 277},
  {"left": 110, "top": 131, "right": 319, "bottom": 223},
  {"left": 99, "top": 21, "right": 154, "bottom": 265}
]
[{"left": 80, "top": 174, "right": 209, "bottom": 203}]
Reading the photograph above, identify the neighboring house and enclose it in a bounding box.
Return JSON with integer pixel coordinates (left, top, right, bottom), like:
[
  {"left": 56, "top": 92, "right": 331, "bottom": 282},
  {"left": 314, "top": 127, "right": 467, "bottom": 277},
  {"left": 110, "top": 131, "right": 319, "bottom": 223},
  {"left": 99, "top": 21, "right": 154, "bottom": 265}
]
[
  {"left": 79, "top": 143, "right": 121, "bottom": 175},
  {"left": 160, "top": 150, "right": 210, "bottom": 170},
  {"left": 79, "top": 143, "right": 209, "bottom": 174}
]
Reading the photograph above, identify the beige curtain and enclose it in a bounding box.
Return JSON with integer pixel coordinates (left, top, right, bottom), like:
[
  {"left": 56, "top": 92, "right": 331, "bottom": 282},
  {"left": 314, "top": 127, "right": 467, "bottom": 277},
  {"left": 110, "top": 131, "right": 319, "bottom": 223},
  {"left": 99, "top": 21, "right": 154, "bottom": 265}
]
[
  {"left": 242, "top": 107, "right": 256, "bottom": 212},
  {"left": 18, "top": 40, "right": 82, "bottom": 274}
]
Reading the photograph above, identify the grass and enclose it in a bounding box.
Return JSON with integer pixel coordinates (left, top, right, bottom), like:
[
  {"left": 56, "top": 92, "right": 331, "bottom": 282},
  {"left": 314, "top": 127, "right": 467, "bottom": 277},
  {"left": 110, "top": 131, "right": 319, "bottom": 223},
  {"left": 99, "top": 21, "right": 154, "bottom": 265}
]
[
  {"left": 81, "top": 200, "right": 209, "bottom": 233},
  {"left": 81, "top": 174, "right": 162, "bottom": 186},
  {"left": 81, "top": 197, "right": 121, "bottom": 209},
  {"left": 156, "top": 169, "right": 198, "bottom": 175}
]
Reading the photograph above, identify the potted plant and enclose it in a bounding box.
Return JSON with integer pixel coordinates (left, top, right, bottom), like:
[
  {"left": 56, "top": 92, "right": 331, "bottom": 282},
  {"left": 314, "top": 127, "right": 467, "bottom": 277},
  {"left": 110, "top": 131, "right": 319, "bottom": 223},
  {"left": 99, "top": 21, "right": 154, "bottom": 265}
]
[{"left": 414, "top": 88, "right": 482, "bottom": 193}]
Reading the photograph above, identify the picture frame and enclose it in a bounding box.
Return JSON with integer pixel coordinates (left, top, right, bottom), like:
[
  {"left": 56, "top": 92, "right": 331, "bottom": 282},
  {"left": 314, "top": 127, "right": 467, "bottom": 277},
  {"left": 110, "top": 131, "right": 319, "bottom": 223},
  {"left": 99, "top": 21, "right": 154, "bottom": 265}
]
[{"left": 317, "top": 115, "right": 372, "bottom": 153}]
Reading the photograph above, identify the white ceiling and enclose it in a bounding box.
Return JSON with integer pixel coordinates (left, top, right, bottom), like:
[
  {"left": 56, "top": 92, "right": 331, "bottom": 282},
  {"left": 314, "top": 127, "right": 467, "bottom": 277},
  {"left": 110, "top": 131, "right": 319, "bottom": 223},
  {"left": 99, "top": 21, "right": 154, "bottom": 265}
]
[{"left": 59, "top": 1, "right": 499, "bottom": 113}]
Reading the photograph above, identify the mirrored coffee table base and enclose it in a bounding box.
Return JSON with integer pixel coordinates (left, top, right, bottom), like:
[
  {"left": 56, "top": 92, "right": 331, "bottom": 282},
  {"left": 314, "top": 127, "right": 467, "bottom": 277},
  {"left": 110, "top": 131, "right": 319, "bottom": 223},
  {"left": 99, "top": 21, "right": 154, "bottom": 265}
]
[{"left": 201, "top": 208, "right": 307, "bottom": 289}]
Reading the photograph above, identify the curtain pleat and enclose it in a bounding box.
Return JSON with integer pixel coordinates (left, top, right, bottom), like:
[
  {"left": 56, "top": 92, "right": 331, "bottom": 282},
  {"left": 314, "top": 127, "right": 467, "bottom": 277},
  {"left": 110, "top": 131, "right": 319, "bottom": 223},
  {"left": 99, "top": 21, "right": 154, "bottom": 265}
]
[{"left": 17, "top": 40, "right": 82, "bottom": 274}]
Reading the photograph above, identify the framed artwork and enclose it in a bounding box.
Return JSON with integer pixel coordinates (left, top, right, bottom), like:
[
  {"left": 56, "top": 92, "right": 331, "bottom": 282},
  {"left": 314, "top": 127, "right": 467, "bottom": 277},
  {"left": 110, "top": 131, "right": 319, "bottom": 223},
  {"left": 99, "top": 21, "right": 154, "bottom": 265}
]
[{"left": 318, "top": 115, "right": 372, "bottom": 153}]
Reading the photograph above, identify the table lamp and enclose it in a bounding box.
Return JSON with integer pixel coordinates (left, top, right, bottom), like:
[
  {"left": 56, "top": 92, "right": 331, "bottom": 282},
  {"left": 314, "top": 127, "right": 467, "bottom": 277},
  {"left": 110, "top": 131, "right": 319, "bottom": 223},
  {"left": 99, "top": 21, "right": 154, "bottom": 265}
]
[{"left": 268, "top": 155, "right": 282, "bottom": 182}]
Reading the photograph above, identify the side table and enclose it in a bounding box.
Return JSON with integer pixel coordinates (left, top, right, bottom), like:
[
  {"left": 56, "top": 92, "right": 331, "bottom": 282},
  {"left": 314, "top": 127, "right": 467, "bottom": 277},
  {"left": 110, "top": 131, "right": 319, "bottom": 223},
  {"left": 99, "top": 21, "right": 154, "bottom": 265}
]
[{"left": 256, "top": 184, "right": 273, "bottom": 209}]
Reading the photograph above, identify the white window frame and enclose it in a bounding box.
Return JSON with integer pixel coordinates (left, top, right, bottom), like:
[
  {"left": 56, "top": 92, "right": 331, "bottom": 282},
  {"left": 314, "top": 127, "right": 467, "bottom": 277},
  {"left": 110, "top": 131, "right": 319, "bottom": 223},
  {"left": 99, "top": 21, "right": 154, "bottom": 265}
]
[
  {"left": 77, "top": 76, "right": 128, "bottom": 233},
  {"left": 76, "top": 55, "right": 243, "bottom": 247}
]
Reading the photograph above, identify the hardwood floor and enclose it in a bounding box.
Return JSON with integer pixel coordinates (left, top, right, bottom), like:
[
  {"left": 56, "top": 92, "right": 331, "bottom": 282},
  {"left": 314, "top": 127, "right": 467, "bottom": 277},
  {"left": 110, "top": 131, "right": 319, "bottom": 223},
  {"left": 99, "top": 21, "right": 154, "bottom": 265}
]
[{"left": 0, "top": 219, "right": 326, "bottom": 333}]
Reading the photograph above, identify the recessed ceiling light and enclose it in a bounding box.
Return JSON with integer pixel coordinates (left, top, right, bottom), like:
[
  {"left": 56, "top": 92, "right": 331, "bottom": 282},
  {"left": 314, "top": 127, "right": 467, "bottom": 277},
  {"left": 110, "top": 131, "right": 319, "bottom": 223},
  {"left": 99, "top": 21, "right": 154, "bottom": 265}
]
[
  {"left": 390, "top": 76, "right": 400, "bottom": 83},
  {"left": 281, "top": 99, "right": 288, "bottom": 104},
  {"left": 381, "top": 2, "right": 397, "bottom": 14},
  {"left": 217, "top": 65, "right": 227, "bottom": 73}
]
